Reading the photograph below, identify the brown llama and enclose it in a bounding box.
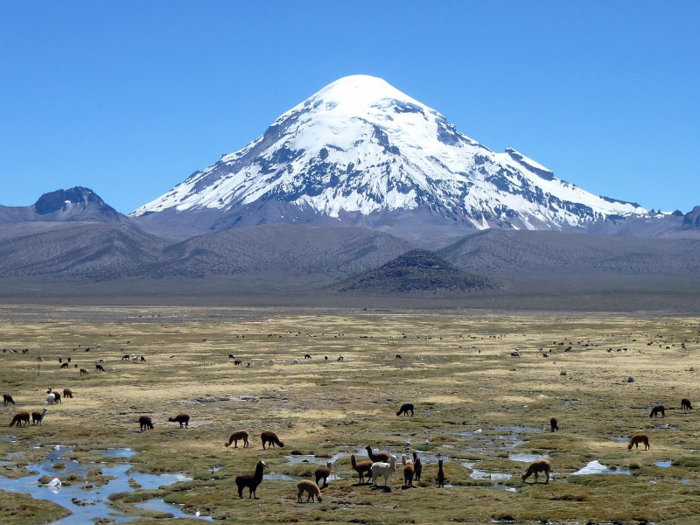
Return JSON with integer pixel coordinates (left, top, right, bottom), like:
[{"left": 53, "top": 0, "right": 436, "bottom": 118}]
[
  {"left": 297, "top": 480, "right": 323, "bottom": 502},
  {"left": 62, "top": 388, "right": 73, "bottom": 399},
  {"left": 365, "top": 444, "right": 391, "bottom": 463},
  {"left": 168, "top": 414, "right": 190, "bottom": 428},
  {"left": 234, "top": 360, "right": 243, "bottom": 366},
  {"left": 437, "top": 459, "right": 445, "bottom": 487},
  {"left": 139, "top": 416, "right": 154, "bottom": 431},
  {"left": 80, "top": 368, "right": 89, "bottom": 376},
  {"left": 225, "top": 430, "right": 249, "bottom": 448},
  {"left": 522, "top": 459, "right": 552, "bottom": 484},
  {"left": 682, "top": 398, "right": 693, "bottom": 411},
  {"left": 10, "top": 412, "right": 30, "bottom": 427},
  {"left": 403, "top": 456, "right": 415, "bottom": 488},
  {"left": 315, "top": 462, "right": 332, "bottom": 487},
  {"left": 351, "top": 454, "right": 373, "bottom": 484},
  {"left": 3, "top": 393, "right": 15, "bottom": 406},
  {"left": 550, "top": 417, "right": 559, "bottom": 432},
  {"left": 628, "top": 433, "right": 650, "bottom": 451},
  {"left": 412, "top": 451, "right": 422, "bottom": 482},
  {"left": 236, "top": 460, "right": 265, "bottom": 499},
  {"left": 60, "top": 363, "right": 69, "bottom": 369},
  {"left": 650, "top": 405, "right": 665, "bottom": 418},
  {"left": 261, "top": 431, "right": 284, "bottom": 449},
  {"left": 32, "top": 407, "right": 47, "bottom": 426}
]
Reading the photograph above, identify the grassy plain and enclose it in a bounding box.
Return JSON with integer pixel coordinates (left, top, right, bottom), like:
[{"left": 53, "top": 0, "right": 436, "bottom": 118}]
[{"left": 1, "top": 305, "right": 700, "bottom": 524}]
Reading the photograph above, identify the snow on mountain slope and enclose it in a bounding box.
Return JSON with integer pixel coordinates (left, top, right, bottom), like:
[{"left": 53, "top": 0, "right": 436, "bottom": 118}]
[{"left": 132, "top": 75, "right": 646, "bottom": 232}]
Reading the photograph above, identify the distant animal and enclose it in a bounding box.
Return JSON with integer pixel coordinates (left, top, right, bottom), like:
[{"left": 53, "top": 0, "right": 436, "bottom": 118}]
[
  {"left": 84, "top": 348, "right": 90, "bottom": 352},
  {"left": 236, "top": 460, "right": 265, "bottom": 499},
  {"left": 365, "top": 445, "right": 391, "bottom": 463},
  {"left": 225, "top": 430, "right": 249, "bottom": 448},
  {"left": 168, "top": 414, "right": 190, "bottom": 428},
  {"left": 412, "top": 451, "right": 422, "bottom": 482},
  {"left": 58, "top": 358, "right": 62, "bottom": 363},
  {"left": 60, "top": 363, "right": 68, "bottom": 369},
  {"left": 397, "top": 403, "right": 414, "bottom": 417},
  {"left": 650, "top": 405, "right": 665, "bottom": 418},
  {"left": 67, "top": 357, "right": 71, "bottom": 363},
  {"left": 315, "top": 462, "right": 332, "bottom": 487},
  {"left": 511, "top": 351, "right": 521, "bottom": 358},
  {"left": 297, "top": 480, "right": 323, "bottom": 502},
  {"left": 51, "top": 391, "right": 61, "bottom": 403},
  {"left": 32, "top": 407, "right": 47, "bottom": 425},
  {"left": 234, "top": 360, "right": 243, "bottom": 366},
  {"left": 403, "top": 455, "right": 415, "bottom": 488},
  {"left": 324, "top": 356, "right": 328, "bottom": 361},
  {"left": 98, "top": 359, "right": 106, "bottom": 364},
  {"left": 337, "top": 356, "right": 344, "bottom": 362},
  {"left": 628, "top": 432, "right": 650, "bottom": 451},
  {"left": 9, "top": 412, "right": 30, "bottom": 427},
  {"left": 437, "top": 459, "right": 445, "bottom": 487},
  {"left": 522, "top": 459, "right": 552, "bottom": 484},
  {"left": 139, "top": 416, "right": 154, "bottom": 431},
  {"left": 246, "top": 362, "right": 250, "bottom": 367},
  {"left": 351, "top": 454, "right": 373, "bottom": 484},
  {"left": 682, "top": 398, "right": 693, "bottom": 411},
  {"left": 293, "top": 358, "right": 300, "bottom": 364},
  {"left": 79, "top": 368, "right": 88, "bottom": 376},
  {"left": 46, "top": 393, "right": 56, "bottom": 405},
  {"left": 2, "top": 393, "right": 15, "bottom": 406},
  {"left": 121, "top": 355, "right": 130, "bottom": 360},
  {"left": 62, "top": 388, "right": 73, "bottom": 399},
  {"left": 141, "top": 356, "right": 146, "bottom": 362},
  {"left": 550, "top": 417, "right": 559, "bottom": 432},
  {"left": 304, "top": 354, "right": 312, "bottom": 359},
  {"left": 261, "top": 431, "right": 284, "bottom": 449},
  {"left": 268, "top": 359, "right": 275, "bottom": 365},
  {"left": 396, "top": 354, "right": 403, "bottom": 359},
  {"left": 95, "top": 364, "right": 105, "bottom": 372},
  {"left": 371, "top": 455, "right": 397, "bottom": 487}
]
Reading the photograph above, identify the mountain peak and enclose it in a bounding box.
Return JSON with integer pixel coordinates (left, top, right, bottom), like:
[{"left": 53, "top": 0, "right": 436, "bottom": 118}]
[{"left": 35, "top": 187, "right": 112, "bottom": 215}]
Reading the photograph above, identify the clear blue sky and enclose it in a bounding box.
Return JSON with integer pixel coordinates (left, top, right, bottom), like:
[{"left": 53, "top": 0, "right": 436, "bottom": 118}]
[{"left": 1, "top": 1, "right": 698, "bottom": 214}]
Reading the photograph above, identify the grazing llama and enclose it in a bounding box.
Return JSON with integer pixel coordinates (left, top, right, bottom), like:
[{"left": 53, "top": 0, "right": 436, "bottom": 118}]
[
  {"left": 261, "top": 431, "right": 284, "bottom": 449},
  {"left": 168, "top": 414, "right": 190, "bottom": 428},
  {"left": 225, "top": 431, "right": 249, "bottom": 448},
  {"left": 628, "top": 433, "right": 650, "bottom": 451},
  {"left": 297, "top": 480, "right": 323, "bottom": 502},
  {"left": 522, "top": 459, "right": 552, "bottom": 484},
  {"left": 396, "top": 403, "right": 414, "bottom": 417}
]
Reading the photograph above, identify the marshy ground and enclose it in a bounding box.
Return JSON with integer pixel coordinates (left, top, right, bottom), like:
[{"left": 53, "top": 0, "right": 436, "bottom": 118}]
[{"left": 1, "top": 305, "right": 699, "bottom": 524}]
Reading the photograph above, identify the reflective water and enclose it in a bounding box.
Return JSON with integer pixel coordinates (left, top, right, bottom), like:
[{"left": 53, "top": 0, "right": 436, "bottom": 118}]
[{"left": 572, "top": 460, "right": 630, "bottom": 476}]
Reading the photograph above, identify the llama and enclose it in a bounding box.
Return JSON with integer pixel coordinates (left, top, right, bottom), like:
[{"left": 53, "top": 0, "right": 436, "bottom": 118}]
[
  {"left": 95, "top": 364, "right": 106, "bottom": 372},
  {"left": 297, "top": 480, "right": 323, "bottom": 502},
  {"left": 682, "top": 398, "right": 693, "bottom": 411},
  {"left": 139, "top": 416, "right": 154, "bottom": 431},
  {"left": 80, "top": 368, "right": 89, "bottom": 376},
  {"left": 63, "top": 388, "right": 73, "bottom": 399},
  {"left": 550, "top": 417, "right": 559, "bottom": 432},
  {"left": 225, "top": 430, "right": 249, "bottom": 448},
  {"left": 46, "top": 389, "right": 61, "bottom": 404},
  {"left": 402, "top": 455, "right": 415, "bottom": 488},
  {"left": 365, "top": 445, "right": 391, "bottom": 463},
  {"left": 168, "top": 414, "right": 190, "bottom": 428},
  {"left": 60, "top": 363, "right": 68, "bottom": 369},
  {"left": 337, "top": 356, "right": 344, "bottom": 362},
  {"left": 351, "top": 454, "right": 373, "bottom": 484},
  {"left": 234, "top": 360, "right": 243, "bottom": 366},
  {"left": 650, "top": 405, "right": 665, "bottom": 418},
  {"left": 437, "top": 459, "right": 445, "bottom": 487},
  {"left": 46, "top": 393, "right": 56, "bottom": 405},
  {"left": 121, "top": 354, "right": 130, "bottom": 360},
  {"left": 2, "top": 393, "right": 15, "bottom": 406},
  {"left": 261, "top": 431, "right": 284, "bottom": 449},
  {"left": 412, "top": 451, "right": 422, "bottom": 482},
  {"left": 236, "top": 460, "right": 265, "bottom": 499},
  {"left": 396, "top": 354, "right": 403, "bottom": 359},
  {"left": 315, "top": 462, "right": 332, "bottom": 487},
  {"left": 397, "top": 403, "right": 414, "bottom": 417},
  {"left": 141, "top": 356, "right": 146, "bottom": 362},
  {"left": 371, "top": 455, "right": 397, "bottom": 487},
  {"left": 32, "top": 407, "right": 47, "bottom": 426},
  {"left": 293, "top": 359, "right": 300, "bottom": 364},
  {"left": 628, "top": 433, "right": 650, "bottom": 451},
  {"left": 522, "top": 459, "right": 552, "bottom": 484},
  {"left": 304, "top": 354, "right": 312, "bottom": 359},
  {"left": 9, "top": 412, "right": 30, "bottom": 427}
]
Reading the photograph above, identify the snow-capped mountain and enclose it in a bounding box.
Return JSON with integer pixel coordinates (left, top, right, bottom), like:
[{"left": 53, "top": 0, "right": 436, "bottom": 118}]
[{"left": 132, "top": 75, "right": 646, "bottom": 241}]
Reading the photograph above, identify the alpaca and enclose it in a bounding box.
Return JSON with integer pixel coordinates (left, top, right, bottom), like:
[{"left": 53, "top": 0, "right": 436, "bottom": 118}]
[
  {"left": 297, "top": 480, "right": 323, "bottom": 502},
  {"left": 366, "top": 445, "right": 391, "bottom": 463},
  {"left": 80, "top": 368, "right": 89, "bottom": 376},
  {"left": 9, "top": 412, "right": 30, "bottom": 427},
  {"left": 351, "top": 454, "right": 373, "bottom": 484},
  {"left": 315, "top": 462, "right": 332, "bottom": 487},
  {"left": 682, "top": 398, "right": 693, "bottom": 411},
  {"left": 337, "top": 356, "right": 344, "bottom": 362},
  {"left": 412, "top": 451, "right": 422, "bottom": 482},
  {"left": 139, "top": 416, "right": 154, "bottom": 431},
  {"left": 304, "top": 354, "right": 312, "bottom": 359},
  {"left": 402, "top": 455, "right": 415, "bottom": 488},
  {"left": 437, "top": 459, "right": 445, "bottom": 487},
  {"left": 95, "top": 364, "right": 105, "bottom": 372},
  {"left": 2, "top": 393, "right": 15, "bottom": 406},
  {"left": 397, "top": 403, "right": 414, "bottom": 417},
  {"left": 121, "top": 354, "right": 130, "bottom": 360},
  {"left": 628, "top": 433, "right": 650, "bottom": 451},
  {"left": 396, "top": 354, "right": 403, "bottom": 359},
  {"left": 168, "top": 414, "right": 190, "bottom": 428},
  {"left": 261, "top": 431, "right": 284, "bottom": 449},
  {"left": 371, "top": 455, "right": 397, "bottom": 487},
  {"left": 32, "top": 407, "right": 47, "bottom": 426},
  {"left": 60, "top": 363, "right": 68, "bottom": 369},
  {"left": 550, "top": 417, "right": 559, "bottom": 432},
  {"left": 225, "top": 430, "right": 249, "bottom": 448},
  {"left": 63, "top": 388, "right": 73, "bottom": 399},
  {"left": 293, "top": 359, "right": 300, "bottom": 364},
  {"left": 46, "top": 393, "right": 56, "bottom": 405},
  {"left": 234, "top": 360, "right": 243, "bottom": 366},
  {"left": 650, "top": 405, "right": 665, "bottom": 418},
  {"left": 46, "top": 389, "right": 61, "bottom": 404},
  {"left": 522, "top": 459, "right": 552, "bottom": 484},
  {"left": 236, "top": 460, "right": 265, "bottom": 499}
]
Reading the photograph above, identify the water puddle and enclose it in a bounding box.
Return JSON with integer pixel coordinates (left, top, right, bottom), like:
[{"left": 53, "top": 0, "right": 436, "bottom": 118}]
[
  {"left": 267, "top": 472, "right": 297, "bottom": 482},
  {"left": 655, "top": 460, "right": 673, "bottom": 468},
  {"left": 572, "top": 460, "right": 631, "bottom": 476},
  {"left": 462, "top": 462, "right": 512, "bottom": 481},
  {"left": 654, "top": 424, "right": 677, "bottom": 430},
  {"left": 104, "top": 448, "right": 136, "bottom": 459},
  {"left": 0, "top": 445, "right": 202, "bottom": 523},
  {"left": 457, "top": 426, "right": 544, "bottom": 450},
  {"left": 609, "top": 436, "right": 629, "bottom": 443},
  {"left": 508, "top": 453, "right": 549, "bottom": 463},
  {"left": 135, "top": 499, "right": 213, "bottom": 521}
]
